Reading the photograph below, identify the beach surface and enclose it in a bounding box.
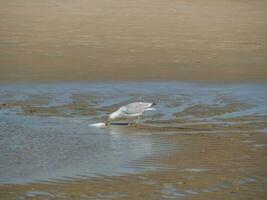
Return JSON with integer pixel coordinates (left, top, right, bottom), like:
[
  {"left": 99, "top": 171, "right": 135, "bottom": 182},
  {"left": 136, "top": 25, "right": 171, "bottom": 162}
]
[
  {"left": 0, "top": 0, "right": 267, "bottom": 82},
  {"left": 1, "top": 0, "right": 267, "bottom": 199}
]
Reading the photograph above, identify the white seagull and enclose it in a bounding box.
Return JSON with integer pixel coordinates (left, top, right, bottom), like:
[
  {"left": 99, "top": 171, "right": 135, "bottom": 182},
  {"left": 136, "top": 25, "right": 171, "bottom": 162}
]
[{"left": 105, "top": 102, "right": 158, "bottom": 125}]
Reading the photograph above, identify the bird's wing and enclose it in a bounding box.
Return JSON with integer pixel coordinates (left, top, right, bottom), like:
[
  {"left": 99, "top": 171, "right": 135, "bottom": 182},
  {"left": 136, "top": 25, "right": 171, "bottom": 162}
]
[{"left": 122, "top": 102, "right": 153, "bottom": 115}]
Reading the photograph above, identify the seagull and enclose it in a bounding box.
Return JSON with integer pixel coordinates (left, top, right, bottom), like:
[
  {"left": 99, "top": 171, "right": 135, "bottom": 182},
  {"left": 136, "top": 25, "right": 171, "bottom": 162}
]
[{"left": 105, "top": 102, "right": 158, "bottom": 125}]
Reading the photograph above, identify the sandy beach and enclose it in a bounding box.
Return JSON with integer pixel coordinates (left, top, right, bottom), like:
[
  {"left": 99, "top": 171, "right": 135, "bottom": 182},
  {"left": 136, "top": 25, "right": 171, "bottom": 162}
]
[
  {"left": 1, "top": 1, "right": 267, "bottom": 200},
  {"left": 0, "top": 0, "right": 267, "bottom": 82}
]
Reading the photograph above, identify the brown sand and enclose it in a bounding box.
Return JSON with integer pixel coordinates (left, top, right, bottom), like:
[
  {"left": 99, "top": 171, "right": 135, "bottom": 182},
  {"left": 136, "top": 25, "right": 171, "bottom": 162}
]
[{"left": 1, "top": 0, "right": 267, "bottom": 82}]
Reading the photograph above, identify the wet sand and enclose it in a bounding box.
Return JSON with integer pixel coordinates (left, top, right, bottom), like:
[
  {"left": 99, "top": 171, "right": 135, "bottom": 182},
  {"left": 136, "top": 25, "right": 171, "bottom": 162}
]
[
  {"left": 1, "top": 131, "right": 267, "bottom": 200},
  {"left": 0, "top": 0, "right": 267, "bottom": 82},
  {"left": 0, "top": 82, "right": 267, "bottom": 199}
]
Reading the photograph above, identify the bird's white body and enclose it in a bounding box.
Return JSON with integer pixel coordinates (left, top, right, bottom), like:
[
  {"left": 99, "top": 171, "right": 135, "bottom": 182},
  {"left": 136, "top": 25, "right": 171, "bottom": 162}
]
[{"left": 109, "top": 102, "right": 157, "bottom": 121}]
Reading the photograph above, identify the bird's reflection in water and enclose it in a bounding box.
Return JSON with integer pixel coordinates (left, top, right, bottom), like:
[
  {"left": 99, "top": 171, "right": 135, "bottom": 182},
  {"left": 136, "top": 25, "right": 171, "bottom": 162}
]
[{"left": 106, "top": 124, "right": 154, "bottom": 165}]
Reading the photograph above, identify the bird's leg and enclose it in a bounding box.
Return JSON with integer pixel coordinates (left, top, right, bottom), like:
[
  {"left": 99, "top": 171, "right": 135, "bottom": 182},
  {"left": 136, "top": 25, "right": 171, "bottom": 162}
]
[
  {"left": 128, "top": 119, "right": 134, "bottom": 126},
  {"left": 128, "top": 117, "right": 137, "bottom": 126},
  {"left": 135, "top": 115, "right": 141, "bottom": 124}
]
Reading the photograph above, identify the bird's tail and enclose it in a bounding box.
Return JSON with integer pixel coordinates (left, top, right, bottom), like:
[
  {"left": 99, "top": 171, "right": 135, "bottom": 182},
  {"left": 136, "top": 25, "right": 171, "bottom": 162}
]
[{"left": 151, "top": 101, "right": 160, "bottom": 106}]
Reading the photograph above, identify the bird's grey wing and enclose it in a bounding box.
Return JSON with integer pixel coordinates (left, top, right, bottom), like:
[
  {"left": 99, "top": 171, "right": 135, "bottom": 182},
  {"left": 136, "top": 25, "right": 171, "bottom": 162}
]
[{"left": 122, "top": 102, "right": 152, "bottom": 115}]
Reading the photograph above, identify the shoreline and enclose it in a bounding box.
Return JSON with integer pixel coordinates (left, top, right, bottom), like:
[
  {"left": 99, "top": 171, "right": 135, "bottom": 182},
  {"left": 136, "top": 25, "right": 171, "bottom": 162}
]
[
  {"left": 1, "top": 65, "right": 267, "bottom": 84},
  {"left": 1, "top": 79, "right": 267, "bottom": 85}
]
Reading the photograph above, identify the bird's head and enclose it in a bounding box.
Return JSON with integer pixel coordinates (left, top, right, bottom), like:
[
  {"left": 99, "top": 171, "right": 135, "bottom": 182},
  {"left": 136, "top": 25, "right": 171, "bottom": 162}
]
[
  {"left": 103, "top": 110, "right": 119, "bottom": 126},
  {"left": 103, "top": 115, "right": 110, "bottom": 126}
]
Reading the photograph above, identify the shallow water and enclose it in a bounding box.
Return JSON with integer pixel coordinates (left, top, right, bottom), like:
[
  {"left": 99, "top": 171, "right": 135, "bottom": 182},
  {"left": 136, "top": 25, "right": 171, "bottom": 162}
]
[
  {"left": 0, "top": 109, "right": 176, "bottom": 184},
  {"left": 0, "top": 82, "right": 267, "bottom": 199}
]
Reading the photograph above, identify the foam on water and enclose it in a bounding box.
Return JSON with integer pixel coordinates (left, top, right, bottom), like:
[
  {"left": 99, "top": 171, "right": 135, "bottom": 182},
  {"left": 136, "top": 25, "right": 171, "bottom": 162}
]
[{"left": 89, "top": 122, "right": 106, "bottom": 127}]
